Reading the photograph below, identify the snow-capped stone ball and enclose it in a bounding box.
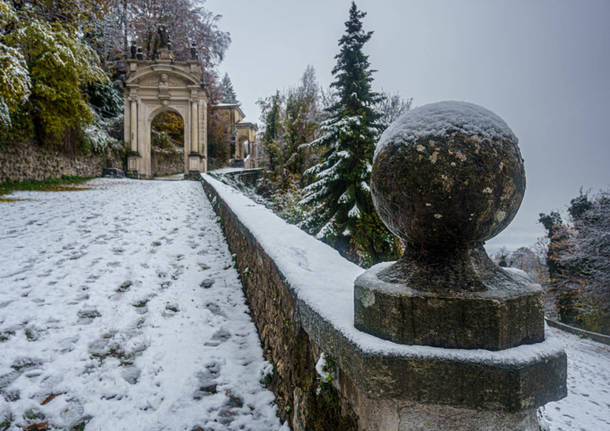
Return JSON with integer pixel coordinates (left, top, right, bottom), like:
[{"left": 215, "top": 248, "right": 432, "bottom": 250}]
[{"left": 371, "top": 101, "right": 525, "bottom": 249}]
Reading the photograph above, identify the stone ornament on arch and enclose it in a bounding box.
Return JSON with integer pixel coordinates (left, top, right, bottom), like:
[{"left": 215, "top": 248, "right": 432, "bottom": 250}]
[{"left": 123, "top": 55, "right": 208, "bottom": 179}]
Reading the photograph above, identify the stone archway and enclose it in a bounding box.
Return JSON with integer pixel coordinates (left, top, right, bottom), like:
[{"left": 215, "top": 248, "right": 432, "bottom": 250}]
[{"left": 124, "top": 57, "right": 207, "bottom": 178}]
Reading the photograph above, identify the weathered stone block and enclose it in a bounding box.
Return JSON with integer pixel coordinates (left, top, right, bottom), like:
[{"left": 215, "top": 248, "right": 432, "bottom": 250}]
[{"left": 354, "top": 261, "right": 545, "bottom": 350}]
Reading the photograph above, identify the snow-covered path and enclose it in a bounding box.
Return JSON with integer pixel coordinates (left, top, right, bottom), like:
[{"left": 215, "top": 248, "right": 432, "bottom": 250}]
[
  {"left": 541, "top": 327, "right": 610, "bottom": 431},
  {"left": 0, "top": 179, "right": 284, "bottom": 431}
]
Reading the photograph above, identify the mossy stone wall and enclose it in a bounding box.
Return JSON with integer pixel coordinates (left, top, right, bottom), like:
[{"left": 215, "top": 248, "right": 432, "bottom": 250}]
[{"left": 0, "top": 141, "right": 122, "bottom": 183}]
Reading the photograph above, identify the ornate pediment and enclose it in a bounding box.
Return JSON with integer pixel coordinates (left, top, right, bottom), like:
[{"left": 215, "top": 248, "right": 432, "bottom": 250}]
[
  {"left": 137, "top": 74, "right": 188, "bottom": 88},
  {"left": 126, "top": 65, "right": 200, "bottom": 88}
]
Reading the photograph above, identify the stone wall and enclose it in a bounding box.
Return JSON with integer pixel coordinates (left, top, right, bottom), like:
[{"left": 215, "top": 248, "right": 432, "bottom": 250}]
[
  {"left": 0, "top": 140, "right": 123, "bottom": 183},
  {"left": 151, "top": 148, "right": 184, "bottom": 177},
  {"left": 202, "top": 178, "right": 359, "bottom": 431}
]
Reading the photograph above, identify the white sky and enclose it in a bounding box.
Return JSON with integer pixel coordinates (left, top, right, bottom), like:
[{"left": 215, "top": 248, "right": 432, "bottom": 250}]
[{"left": 207, "top": 0, "right": 610, "bottom": 252}]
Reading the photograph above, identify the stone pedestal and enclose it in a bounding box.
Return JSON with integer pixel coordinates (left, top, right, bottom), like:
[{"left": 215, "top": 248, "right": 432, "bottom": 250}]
[
  {"left": 126, "top": 152, "right": 142, "bottom": 179},
  {"left": 354, "top": 101, "right": 566, "bottom": 429},
  {"left": 355, "top": 257, "right": 545, "bottom": 350},
  {"left": 185, "top": 152, "right": 204, "bottom": 180}
]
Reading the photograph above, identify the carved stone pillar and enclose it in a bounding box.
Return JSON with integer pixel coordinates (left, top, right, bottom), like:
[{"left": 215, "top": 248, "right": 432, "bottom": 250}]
[
  {"left": 186, "top": 99, "right": 202, "bottom": 179},
  {"left": 126, "top": 97, "right": 141, "bottom": 177},
  {"left": 130, "top": 99, "right": 138, "bottom": 153},
  {"left": 124, "top": 96, "right": 130, "bottom": 148},
  {"left": 200, "top": 99, "right": 208, "bottom": 172},
  {"left": 191, "top": 101, "right": 198, "bottom": 155}
]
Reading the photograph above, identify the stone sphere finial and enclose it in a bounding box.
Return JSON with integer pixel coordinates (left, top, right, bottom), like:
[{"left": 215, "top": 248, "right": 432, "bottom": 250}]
[
  {"left": 354, "top": 102, "right": 544, "bottom": 350},
  {"left": 372, "top": 101, "right": 525, "bottom": 251}
]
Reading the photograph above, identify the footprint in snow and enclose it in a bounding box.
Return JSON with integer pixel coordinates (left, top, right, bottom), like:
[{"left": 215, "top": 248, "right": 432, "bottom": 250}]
[
  {"left": 205, "top": 303, "right": 226, "bottom": 318},
  {"left": 25, "top": 325, "right": 43, "bottom": 341},
  {"left": 116, "top": 281, "right": 132, "bottom": 293},
  {"left": 57, "top": 336, "right": 79, "bottom": 353},
  {"left": 77, "top": 309, "right": 101, "bottom": 324},
  {"left": 193, "top": 366, "right": 219, "bottom": 399},
  {"left": 215, "top": 391, "right": 244, "bottom": 425},
  {"left": 204, "top": 328, "right": 231, "bottom": 347},
  {"left": 162, "top": 303, "right": 179, "bottom": 317},
  {"left": 200, "top": 279, "right": 214, "bottom": 288},
  {"left": 132, "top": 299, "right": 149, "bottom": 315},
  {"left": 121, "top": 366, "right": 141, "bottom": 385},
  {"left": 0, "top": 328, "right": 16, "bottom": 342}
]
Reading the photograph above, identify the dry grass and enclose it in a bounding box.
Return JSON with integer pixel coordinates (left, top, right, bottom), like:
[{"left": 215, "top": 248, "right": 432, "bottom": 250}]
[{"left": 0, "top": 176, "right": 93, "bottom": 200}]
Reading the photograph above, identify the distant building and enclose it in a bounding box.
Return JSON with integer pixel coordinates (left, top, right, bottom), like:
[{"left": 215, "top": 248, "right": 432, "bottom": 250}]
[
  {"left": 236, "top": 121, "right": 258, "bottom": 169},
  {"left": 208, "top": 103, "right": 258, "bottom": 169}
]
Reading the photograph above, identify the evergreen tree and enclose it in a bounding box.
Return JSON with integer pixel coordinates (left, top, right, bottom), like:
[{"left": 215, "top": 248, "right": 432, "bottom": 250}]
[
  {"left": 260, "top": 91, "right": 283, "bottom": 178},
  {"left": 300, "top": 2, "right": 399, "bottom": 265},
  {"left": 220, "top": 73, "right": 238, "bottom": 104}
]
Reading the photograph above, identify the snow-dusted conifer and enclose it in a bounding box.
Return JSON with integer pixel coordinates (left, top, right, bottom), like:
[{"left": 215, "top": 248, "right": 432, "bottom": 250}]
[
  {"left": 220, "top": 73, "right": 238, "bottom": 104},
  {"left": 300, "top": 2, "right": 399, "bottom": 265},
  {"left": 0, "top": 0, "right": 30, "bottom": 126}
]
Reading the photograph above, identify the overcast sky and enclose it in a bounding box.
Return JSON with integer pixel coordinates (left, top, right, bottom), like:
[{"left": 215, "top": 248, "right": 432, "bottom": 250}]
[{"left": 207, "top": 0, "right": 610, "bottom": 253}]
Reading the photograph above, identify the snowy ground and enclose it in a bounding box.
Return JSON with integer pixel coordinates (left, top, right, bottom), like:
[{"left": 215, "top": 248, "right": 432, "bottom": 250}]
[
  {"left": 541, "top": 327, "right": 610, "bottom": 431},
  {"left": 0, "top": 179, "right": 286, "bottom": 431},
  {"left": 1, "top": 178, "right": 609, "bottom": 431}
]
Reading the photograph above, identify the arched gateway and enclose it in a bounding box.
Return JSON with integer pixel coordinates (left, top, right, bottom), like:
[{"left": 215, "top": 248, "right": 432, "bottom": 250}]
[{"left": 124, "top": 54, "right": 207, "bottom": 179}]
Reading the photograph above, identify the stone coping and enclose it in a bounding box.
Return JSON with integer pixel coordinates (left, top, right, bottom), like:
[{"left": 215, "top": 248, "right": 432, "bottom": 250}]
[{"left": 200, "top": 173, "right": 567, "bottom": 412}]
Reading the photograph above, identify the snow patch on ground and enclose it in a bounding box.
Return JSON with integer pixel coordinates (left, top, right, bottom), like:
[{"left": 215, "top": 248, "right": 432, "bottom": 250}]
[{"left": 0, "top": 178, "right": 284, "bottom": 430}]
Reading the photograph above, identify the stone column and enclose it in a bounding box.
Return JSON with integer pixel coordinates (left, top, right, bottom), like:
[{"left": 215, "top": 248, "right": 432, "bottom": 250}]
[
  {"left": 191, "top": 101, "right": 198, "bottom": 155},
  {"left": 199, "top": 100, "right": 205, "bottom": 154},
  {"left": 124, "top": 96, "right": 130, "bottom": 148},
  {"left": 130, "top": 99, "right": 138, "bottom": 153},
  {"left": 200, "top": 99, "right": 207, "bottom": 172},
  {"left": 353, "top": 101, "right": 566, "bottom": 430},
  {"left": 126, "top": 97, "right": 141, "bottom": 178},
  {"left": 185, "top": 99, "right": 202, "bottom": 179}
]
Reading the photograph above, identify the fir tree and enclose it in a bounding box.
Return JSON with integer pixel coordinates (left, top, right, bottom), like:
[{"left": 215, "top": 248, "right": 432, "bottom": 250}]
[
  {"left": 219, "top": 73, "right": 238, "bottom": 104},
  {"left": 300, "top": 2, "right": 399, "bottom": 265}
]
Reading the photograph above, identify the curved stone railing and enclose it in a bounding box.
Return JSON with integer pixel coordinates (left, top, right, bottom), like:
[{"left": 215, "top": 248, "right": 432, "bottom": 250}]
[{"left": 546, "top": 318, "right": 610, "bottom": 346}]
